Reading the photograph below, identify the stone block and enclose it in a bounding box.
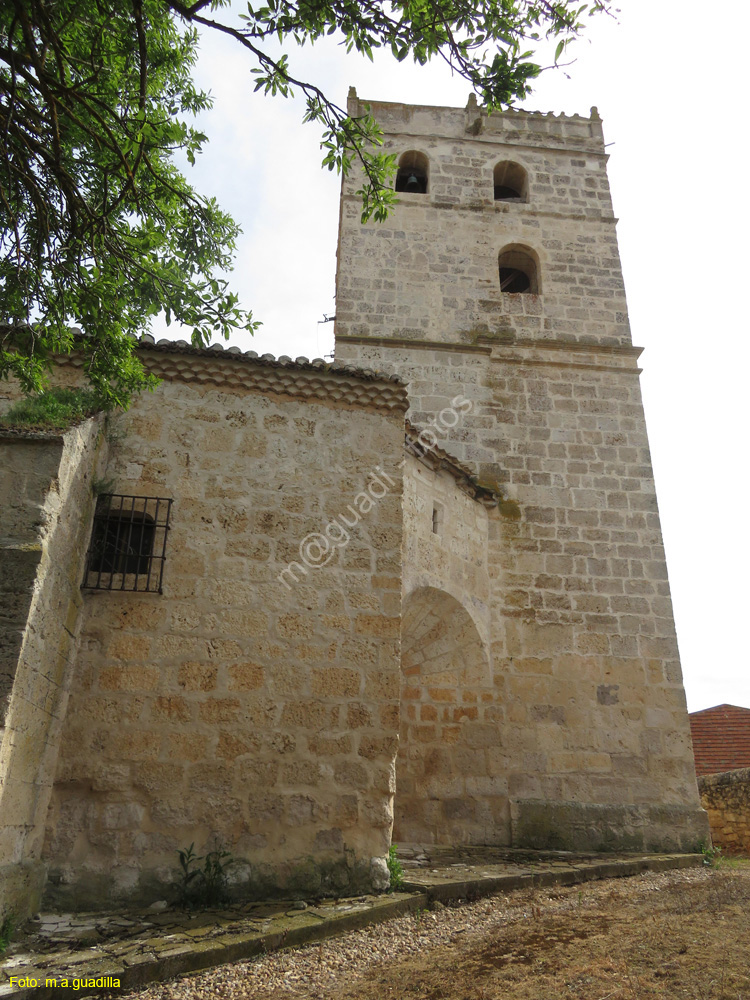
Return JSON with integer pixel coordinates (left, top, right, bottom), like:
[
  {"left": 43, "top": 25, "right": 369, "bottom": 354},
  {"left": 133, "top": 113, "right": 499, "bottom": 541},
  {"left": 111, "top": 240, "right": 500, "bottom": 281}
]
[
  {"left": 177, "top": 662, "right": 218, "bottom": 691},
  {"left": 151, "top": 696, "right": 191, "bottom": 722},
  {"left": 228, "top": 662, "right": 264, "bottom": 691},
  {"left": 106, "top": 635, "right": 152, "bottom": 661},
  {"left": 312, "top": 667, "right": 361, "bottom": 698},
  {"left": 198, "top": 698, "right": 241, "bottom": 724},
  {"left": 166, "top": 732, "right": 211, "bottom": 762}
]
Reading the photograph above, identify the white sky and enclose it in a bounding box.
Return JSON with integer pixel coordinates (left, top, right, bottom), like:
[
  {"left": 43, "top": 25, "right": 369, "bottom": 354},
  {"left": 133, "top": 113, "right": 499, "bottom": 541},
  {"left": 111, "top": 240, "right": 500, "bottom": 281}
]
[{"left": 155, "top": 0, "right": 750, "bottom": 713}]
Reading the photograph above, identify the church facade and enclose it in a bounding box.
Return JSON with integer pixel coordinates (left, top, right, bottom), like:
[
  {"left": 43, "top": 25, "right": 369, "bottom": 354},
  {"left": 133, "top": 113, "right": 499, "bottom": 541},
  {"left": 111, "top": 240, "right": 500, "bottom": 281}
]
[{"left": 0, "top": 95, "right": 708, "bottom": 918}]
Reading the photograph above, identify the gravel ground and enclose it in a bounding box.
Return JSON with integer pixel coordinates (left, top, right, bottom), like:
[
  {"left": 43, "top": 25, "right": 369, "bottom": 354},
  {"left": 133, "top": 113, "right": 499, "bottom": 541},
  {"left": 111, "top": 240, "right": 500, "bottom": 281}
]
[{"left": 114, "top": 866, "right": 715, "bottom": 1000}]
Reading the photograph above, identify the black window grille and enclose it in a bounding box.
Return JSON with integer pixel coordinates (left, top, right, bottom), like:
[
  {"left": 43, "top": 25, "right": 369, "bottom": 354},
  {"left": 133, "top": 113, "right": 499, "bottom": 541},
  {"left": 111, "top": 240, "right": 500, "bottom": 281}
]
[{"left": 83, "top": 494, "right": 172, "bottom": 593}]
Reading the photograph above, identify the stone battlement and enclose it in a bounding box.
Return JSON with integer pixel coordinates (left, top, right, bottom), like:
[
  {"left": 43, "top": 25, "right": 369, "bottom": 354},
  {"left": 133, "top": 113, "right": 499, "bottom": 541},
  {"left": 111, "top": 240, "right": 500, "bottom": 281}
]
[{"left": 347, "top": 88, "right": 605, "bottom": 154}]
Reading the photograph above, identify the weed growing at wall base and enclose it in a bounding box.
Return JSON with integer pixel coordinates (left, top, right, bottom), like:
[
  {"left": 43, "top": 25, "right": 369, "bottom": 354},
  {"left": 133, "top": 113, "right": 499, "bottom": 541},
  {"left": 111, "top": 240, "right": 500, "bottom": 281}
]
[
  {"left": 176, "top": 842, "right": 234, "bottom": 908},
  {"left": 700, "top": 841, "right": 724, "bottom": 867},
  {"left": 387, "top": 844, "right": 404, "bottom": 890},
  {"left": 0, "top": 913, "right": 14, "bottom": 956}
]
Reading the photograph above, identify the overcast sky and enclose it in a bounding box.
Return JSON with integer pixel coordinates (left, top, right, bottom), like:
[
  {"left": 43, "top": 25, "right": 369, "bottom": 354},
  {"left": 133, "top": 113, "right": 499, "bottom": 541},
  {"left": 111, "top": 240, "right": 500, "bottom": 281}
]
[{"left": 155, "top": 0, "right": 750, "bottom": 713}]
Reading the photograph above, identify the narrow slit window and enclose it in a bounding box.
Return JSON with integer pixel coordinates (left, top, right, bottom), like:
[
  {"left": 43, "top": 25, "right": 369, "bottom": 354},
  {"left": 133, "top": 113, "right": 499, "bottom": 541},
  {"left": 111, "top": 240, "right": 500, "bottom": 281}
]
[
  {"left": 83, "top": 494, "right": 172, "bottom": 593},
  {"left": 432, "top": 504, "right": 444, "bottom": 535}
]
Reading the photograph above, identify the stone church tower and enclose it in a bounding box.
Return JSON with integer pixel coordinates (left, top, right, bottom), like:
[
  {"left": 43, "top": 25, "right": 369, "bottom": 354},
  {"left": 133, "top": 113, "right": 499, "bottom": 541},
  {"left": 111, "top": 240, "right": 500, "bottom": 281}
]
[
  {"left": 0, "top": 91, "right": 710, "bottom": 920},
  {"left": 334, "top": 91, "right": 708, "bottom": 850}
]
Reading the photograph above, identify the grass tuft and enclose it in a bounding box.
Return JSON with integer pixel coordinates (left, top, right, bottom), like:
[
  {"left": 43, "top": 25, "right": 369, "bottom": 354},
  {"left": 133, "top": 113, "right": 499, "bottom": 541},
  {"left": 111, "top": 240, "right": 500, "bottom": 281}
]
[
  {"left": 387, "top": 843, "right": 404, "bottom": 891},
  {"left": 0, "top": 387, "right": 102, "bottom": 431},
  {"left": 0, "top": 913, "right": 14, "bottom": 956}
]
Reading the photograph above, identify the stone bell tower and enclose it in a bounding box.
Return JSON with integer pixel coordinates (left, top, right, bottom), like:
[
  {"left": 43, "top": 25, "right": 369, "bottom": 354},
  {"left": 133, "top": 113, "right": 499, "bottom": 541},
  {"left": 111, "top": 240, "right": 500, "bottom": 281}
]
[{"left": 335, "top": 90, "right": 708, "bottom": 851}]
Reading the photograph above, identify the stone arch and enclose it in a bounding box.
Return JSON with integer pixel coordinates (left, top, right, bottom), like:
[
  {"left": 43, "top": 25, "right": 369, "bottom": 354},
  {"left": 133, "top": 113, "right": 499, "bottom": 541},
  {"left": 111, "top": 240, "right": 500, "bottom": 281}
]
[
  {"left": 395, "top": 586, "right": 506, "bottom": 845},
  {"left": 498, "top": 243, "right": 540, "bottom": 294},
  {"left": 493, "top": 160, "right": 528, "bottom": 201},
  {"left": 395, "top": 150, "right": 429, "bottom": 194}
]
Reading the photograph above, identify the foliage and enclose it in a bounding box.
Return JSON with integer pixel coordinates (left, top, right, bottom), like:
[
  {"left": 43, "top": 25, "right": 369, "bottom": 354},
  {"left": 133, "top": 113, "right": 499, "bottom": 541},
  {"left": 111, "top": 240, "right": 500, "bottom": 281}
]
[
  {"left": 0, "top": 0, "right": 256, "bottom": 406},
  {"left": 387, "top": 843, "right": 404, "bottom": 891},
  {"left": 0, "top": 913, "right": 14, "bottom": 956},
  {"left": 187, "top": 0, "right": 611, "bottom": 224},
  {"left": 176, "top": 842, "right": 202, "bottom": 905},
  {"left": 1, "top": 0, "right": 611, "bottom": 405},
  {"left": 176, "top": 842, "right": 234, "bottom": 908},
  {"left": 699, "top": 843, "right": 750, "bottom": 870},
  {"left": 0, "top": 386, "right": 102, "bottom": 429},
  {"left": 700, "top": 841, "right": 724, "bottom": 867}
]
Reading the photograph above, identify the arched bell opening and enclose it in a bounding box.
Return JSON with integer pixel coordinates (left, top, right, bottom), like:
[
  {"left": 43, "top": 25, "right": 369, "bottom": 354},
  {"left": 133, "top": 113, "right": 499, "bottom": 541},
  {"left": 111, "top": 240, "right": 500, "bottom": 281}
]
[
  {"left": 493, "top": 160, "right": 528, "bottom": 202},
  {"left": 395, "top": 150, "right": 429, "bottom": 194},
  {"left": 498, "top": 244, "right": 540, "bottom": 294}
]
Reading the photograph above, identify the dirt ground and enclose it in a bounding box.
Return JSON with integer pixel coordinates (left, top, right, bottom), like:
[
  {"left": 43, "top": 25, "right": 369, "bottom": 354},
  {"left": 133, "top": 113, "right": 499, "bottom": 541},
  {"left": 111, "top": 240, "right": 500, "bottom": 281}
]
[
  {"left": 126, "top": 863, "right": 750, "bottom": 1000},
  {"left": 328, "top": 864, "right": 750, "bottom": 1000}
]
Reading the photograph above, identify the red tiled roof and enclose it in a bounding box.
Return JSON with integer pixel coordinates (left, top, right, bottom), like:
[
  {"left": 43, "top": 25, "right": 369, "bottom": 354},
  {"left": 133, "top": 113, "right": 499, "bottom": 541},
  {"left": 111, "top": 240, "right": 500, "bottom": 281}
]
[{"left": 689, "top": 704, "right": 750, "bottom": 776}]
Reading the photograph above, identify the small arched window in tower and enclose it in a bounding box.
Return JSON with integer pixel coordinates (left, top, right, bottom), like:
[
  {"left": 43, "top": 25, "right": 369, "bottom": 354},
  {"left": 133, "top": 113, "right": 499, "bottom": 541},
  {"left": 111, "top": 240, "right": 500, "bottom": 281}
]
[
  {"left": 395, "top": 151, "right": 429, "bottom": 194},
  {"left": 493, "top": 161, "right": 528, "bottom": 202},
  {"left": 498, "top": 245, "right": 539, "bottom": 294}
]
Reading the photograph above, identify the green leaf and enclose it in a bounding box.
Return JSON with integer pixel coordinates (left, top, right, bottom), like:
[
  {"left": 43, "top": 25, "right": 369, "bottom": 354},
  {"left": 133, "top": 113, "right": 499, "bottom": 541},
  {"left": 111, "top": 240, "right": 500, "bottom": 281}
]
[{"left": 0, "top": 0, "right": 611, "bottom": 407}]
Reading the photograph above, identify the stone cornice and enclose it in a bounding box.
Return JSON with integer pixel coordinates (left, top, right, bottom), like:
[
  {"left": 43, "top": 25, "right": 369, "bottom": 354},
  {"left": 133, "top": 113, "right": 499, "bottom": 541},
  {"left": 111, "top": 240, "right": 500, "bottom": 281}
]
[
  {"left": 337, "top": 334, "right": 492, "bottom": 356},
  {"left": 341, "top": 192, "right": 618, "bottom": 225},
  {"left": 336, "top": 335, "right": 643, "bottom": 373}
]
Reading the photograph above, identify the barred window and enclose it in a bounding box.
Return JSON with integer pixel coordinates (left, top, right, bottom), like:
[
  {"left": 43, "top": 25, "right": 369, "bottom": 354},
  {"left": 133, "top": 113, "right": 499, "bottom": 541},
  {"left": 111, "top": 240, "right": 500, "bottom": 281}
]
[{"left": 83, "top": 494, "right": 172, "bottom": 593}]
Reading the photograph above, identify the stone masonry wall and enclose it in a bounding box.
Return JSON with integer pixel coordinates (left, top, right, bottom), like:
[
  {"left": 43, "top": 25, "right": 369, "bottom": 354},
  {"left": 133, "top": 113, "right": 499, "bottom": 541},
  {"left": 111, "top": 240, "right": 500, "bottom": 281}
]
[
  {"left": 335, "top": 95, "right": 629, "bottom": 348},
  {"left": 335, "top": 98, "right": 708, "bottom": 852},
  {"left": 1, "top": 438, "right": 63, "bottom": 735},
  {"left": 698, "top": 769, "right": 750, "bottom": 855},
  {"left": 42, "top": 364, "right": 405, "bottom": 909},
  {"left": 338, "top": 336, "right": 707, "bottom": 851},
  {"left": 0, "top": 419, "right": 106, "bottom": 920},
  {"left": 398, "top": 455, "right": 502, "bottom": 844},
  {"left": 402, "top": 452, "right": 491, "bottom": 635}
]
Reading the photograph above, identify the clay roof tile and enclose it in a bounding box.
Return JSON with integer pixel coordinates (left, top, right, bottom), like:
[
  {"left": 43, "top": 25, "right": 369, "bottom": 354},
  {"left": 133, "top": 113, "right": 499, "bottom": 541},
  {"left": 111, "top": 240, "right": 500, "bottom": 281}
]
[{"left": 689, "top": 704, "right": 750, "bottom": 776}]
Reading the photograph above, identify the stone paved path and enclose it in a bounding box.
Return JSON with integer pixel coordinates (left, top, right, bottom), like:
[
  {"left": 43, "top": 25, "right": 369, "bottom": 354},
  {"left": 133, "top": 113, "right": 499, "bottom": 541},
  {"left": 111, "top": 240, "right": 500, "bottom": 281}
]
[{"left": 0, "top": 848, "right": 702, "bottom": 999}]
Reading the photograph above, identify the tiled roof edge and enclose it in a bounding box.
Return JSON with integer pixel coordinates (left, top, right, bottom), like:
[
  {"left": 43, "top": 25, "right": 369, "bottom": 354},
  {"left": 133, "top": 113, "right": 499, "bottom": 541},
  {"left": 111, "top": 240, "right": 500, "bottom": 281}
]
[
  {"left": 132, "top": 335, "right": 405, "bottom": 387},
  {"left": 3, "top": 327, "right": 407, "bottom": 388},
  {"left": 689, "top": 704, "right": 750, "bottom": 716},
  {"left": 48, "top": 332, "right": 408, "bottom": 413}
]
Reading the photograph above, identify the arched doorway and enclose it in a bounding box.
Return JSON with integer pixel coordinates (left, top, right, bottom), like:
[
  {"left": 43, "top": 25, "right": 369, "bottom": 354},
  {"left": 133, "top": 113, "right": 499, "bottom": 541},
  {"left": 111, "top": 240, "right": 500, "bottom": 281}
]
[{"left": 395, "top": 587, "right": 505, "bottom": 845}]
